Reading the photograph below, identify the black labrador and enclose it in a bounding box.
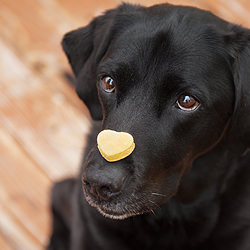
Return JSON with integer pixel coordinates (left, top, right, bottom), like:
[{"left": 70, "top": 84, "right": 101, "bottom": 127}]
[{"left": 48, "top": 3, "right": 250, "bottom": 250}]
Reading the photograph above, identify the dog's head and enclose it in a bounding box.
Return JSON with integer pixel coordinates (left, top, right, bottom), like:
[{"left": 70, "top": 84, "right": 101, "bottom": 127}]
[{"left": 62, "top": 4, "right": 250, "bottom": 219}]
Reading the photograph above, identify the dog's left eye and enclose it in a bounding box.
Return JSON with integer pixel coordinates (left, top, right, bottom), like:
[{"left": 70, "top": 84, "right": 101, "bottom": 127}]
[
  {"left": 101, "top": 76, "right": 115, "bottom": 93},
  {"left": 177, "top": 95, "right": 200, "bottom": 111}
]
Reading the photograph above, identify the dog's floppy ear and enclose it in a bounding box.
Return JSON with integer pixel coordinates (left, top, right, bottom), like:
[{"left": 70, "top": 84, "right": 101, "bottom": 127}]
[
  {"left": 62, "top": 4, "right": 141, "bottom": 120},
  {"left": 225, "top": 26, "right": 250, "bottom": 153},
  {"left": 62, "top": 23, "right": 94, "bottom": 77},
  {"left": 62, "top": 13, "right": 114, "bottom": 120}
]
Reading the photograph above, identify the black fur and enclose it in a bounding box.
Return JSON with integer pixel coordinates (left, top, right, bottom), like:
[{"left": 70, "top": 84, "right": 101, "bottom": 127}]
[{"left": 48, "top": 3, "right": 250, "bottom": 250}]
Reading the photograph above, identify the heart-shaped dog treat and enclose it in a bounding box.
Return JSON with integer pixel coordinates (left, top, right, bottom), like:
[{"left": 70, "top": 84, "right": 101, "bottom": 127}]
[{"left": 97, "top": 130, "right": 135, "bottom": 162}]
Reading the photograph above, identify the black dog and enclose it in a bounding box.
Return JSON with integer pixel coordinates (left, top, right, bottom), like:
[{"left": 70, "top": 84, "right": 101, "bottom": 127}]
[{"left": 48, "top": 3, "right": 250, "bottom": 250}]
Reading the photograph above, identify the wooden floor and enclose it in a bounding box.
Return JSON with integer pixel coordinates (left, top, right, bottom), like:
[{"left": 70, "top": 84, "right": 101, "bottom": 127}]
[{"left": 0, "top": 0, "right": 250, "bottom": 249}]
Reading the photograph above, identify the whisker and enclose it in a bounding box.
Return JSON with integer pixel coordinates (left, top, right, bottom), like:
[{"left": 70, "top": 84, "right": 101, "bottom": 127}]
[
  {"left": 149, "top": 200, "right": 157, "bottom": 206},
  {"left": 151, "top": 192, "right": 167, "bottom": 197},
  {"left": 149, "top": 200, "right": 160, "bottom": 209},
  {"left": 151, "top": 209, "right": 156, "bottom": 216}
]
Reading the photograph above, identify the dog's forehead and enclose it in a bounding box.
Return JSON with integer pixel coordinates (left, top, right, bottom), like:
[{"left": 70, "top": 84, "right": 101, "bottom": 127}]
[
  {"left": 113, "top": 20, "right": 219, "bottom": 61},
  {"left": 101, "top": 13, "right": 228, "bottom": 86}
]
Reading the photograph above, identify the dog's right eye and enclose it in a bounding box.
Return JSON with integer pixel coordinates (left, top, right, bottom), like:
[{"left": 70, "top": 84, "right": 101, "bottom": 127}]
[
  {"left": 100, "top": 76, "right": 115, "bottom": 93},
  {"left": 177, "top": 95, "right": 200, "bottom": 111}
]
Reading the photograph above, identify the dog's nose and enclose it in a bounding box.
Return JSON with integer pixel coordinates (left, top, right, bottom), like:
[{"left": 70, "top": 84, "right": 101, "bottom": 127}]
[
  {"left": 83, "top": 179, "right": 121, "bottom": 201},
  {"left": 82, "top": 165, "right": 126, "bottom": 201}
]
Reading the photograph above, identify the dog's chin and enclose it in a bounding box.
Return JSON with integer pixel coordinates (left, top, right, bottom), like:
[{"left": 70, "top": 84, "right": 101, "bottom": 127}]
[
  {"left": 84, "top": 194, "right": 145, "bottom": 220},
  {"left": 82, "top": 185, "right": 161, "bottom": 220}
]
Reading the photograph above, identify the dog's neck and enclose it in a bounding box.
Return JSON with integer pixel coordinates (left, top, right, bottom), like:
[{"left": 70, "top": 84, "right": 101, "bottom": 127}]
[
  {"left": 176, "top": 146, "right": 232, "bottom": 203},
  {"left": 139, "top": 143, "right": 243, "bottom": 246},
  {"left": 176, "top": 130, "right": 249, "bottom": 203}
]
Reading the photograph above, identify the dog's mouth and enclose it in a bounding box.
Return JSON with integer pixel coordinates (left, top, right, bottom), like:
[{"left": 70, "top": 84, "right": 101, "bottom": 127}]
[
  {"left": 81, "top": 166, "right": 179, "bottom": 220},
  {"left": 83, "top": 186, "right": 167, "bottom": 220},
  {"left": 83, "top": 191, "right": 145, "bottom": 219},
  {"left": 97, "top": 206, "right": 143, "bottom": 220}
]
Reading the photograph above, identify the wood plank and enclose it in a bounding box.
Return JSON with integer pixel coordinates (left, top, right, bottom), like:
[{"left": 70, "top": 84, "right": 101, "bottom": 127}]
[
  {"left": 56, "top": 0, "right": 207, "bottom": 21},
  {"left": 204, "top": 0, "right": 250, "bottom": 27},
  {"left": 55, "top": 0, "right": 119, "bottom": 22},
  {"left": 0, "top": 0, "right": 91, "bottom": 181},
  {"left": 141, "top": 0, "right": 206, "bottom": 9},
  {"left": 0, "top": 0, "right": 91, "bottom": 112},
  {"left": 0, "top": 233, "right": 12, "bottom": 250},
  {"left": 0, "top": 205, "right": 41, "bottom": 250},
  {"left": 0, "top": 124, "right": 52, "bottom": 248},
  {"left": 0, "top": 38, "right": 90, "bottom": 180},
  {"left": 0, "top": 0, "right": 76, "bottom": 52}
]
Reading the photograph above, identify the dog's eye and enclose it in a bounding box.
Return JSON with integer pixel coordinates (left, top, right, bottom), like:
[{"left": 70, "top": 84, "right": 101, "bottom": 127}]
[
  {"left": 101, "top": 76, "right": 115, "bottom": 93},
  {"left": 177, "top": 95, "right": 199, "bottom": 111}
]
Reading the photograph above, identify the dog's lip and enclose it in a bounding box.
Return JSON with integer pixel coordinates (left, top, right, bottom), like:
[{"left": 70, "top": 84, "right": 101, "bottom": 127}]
[
  {"left": 83, "top": 190, "right": 145, "bottom": 220},
  {"left": 84, "top": 193, "right": 134, "bottom": 219},
  {"left": 82, "top": 182, "right": 168, "bottom": 220},
  {"left": 97, "top": 206, "right": 136, "bottom": 220}
]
